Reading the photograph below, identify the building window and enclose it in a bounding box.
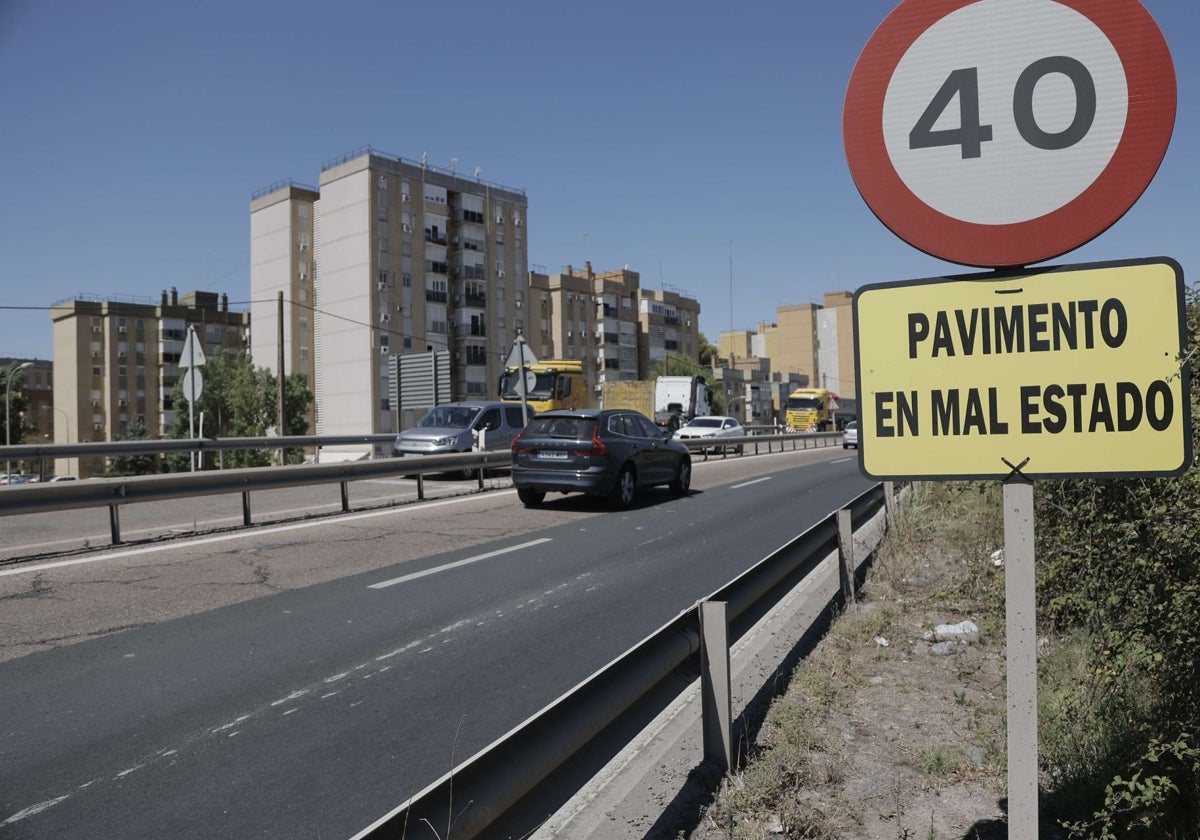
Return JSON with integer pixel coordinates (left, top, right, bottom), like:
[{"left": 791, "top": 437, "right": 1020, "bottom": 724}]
[
  {"left": 298, "top": 204, "right": 309, "bottom": 219},
  {"left": 298, "top": 232, "right": 309, "bottom": 250}
]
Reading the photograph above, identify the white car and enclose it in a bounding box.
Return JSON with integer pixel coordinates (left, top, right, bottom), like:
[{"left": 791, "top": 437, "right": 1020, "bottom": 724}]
[
  {"left": 675, "top": 415, "right": 745, "bottom": 453},
  {"left": 842, "top": 420, "right": 859, "bottom": 449}
]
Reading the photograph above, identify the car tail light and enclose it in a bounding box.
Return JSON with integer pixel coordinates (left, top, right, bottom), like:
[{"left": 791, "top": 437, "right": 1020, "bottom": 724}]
[
  {"left": 576, "top": 425, "right": 607, "bottom": 456},
  {"left": 511, "top": 430, "right": 531, "bottom": 456}
]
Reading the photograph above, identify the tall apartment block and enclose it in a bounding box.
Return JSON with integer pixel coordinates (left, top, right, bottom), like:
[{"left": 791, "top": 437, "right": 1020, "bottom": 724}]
[
  {"left": 527, "top": 262, "right": 702, "bottom": 402},
  {"left": 249, "top": 179, "right": 320, "bottom": 436},
  {"left": 50, "top": 289, "right": 249, "bottom": 477},
  {"left": 250, "top": 147, "right": 529, "bottom": 443}
]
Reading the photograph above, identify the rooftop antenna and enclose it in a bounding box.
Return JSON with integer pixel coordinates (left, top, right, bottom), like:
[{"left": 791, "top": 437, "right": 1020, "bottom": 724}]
[
  {"left": 450, "top": 157, "right": 459, "bottom": 176},
  {"left": 473, "top": 166, "right": 482, "bottom": 179},
  {"left": 420, "top": 152, "right": 427, "bottom": 168}
]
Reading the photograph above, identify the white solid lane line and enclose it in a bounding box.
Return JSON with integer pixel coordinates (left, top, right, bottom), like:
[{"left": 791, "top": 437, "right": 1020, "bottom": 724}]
[
  {"left": 368, "top": 538, "right": 553, "bottom": 589},
  {"left": 730, "top": 477, "right": 772, "bottom": 489}
]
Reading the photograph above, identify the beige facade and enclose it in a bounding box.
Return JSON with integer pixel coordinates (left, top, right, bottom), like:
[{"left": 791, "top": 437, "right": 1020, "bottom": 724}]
[
  {"left": 1, "top": 357, "right": 53, "bottom": 478},
  {"left": 249, "top": 181, "right": 319, "bottom": 435},
  {"left": 527, "top": 262, "right": 702, "bottom": 403},
  {"left": 49, "top": 290, "right": 249, "bottom": 477},
  {"left": 817, "top": 291, "right": 857, "bottom": 397},
  {"left": 251, "top": 148, "right": 529, "bottom": 443},
  {"left": 637, "top": 285, "right": 702, "bottom": 378},
  {"left": 716, "top": 292, "right": 859, "bottom": 410},
  {"left": 774, "top": 303, "right": 821, "bottom": 383}
]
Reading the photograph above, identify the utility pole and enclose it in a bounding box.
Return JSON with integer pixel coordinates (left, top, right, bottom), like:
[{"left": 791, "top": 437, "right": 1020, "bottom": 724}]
[{"left": 277, "top": 292, "right": 286, "bottom": 465}]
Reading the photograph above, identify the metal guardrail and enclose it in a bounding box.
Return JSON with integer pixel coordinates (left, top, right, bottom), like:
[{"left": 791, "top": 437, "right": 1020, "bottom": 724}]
[
  {"left": 351, "top": 483, "right": 893, "bottom": 839},
  {"left": 0, "top": 432, "right": 846, "bottom": 547}
]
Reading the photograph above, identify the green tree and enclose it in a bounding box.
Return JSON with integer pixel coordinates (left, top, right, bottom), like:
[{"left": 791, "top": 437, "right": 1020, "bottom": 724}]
[
  {"left": 1036, "top": 283, "right": 1200, "bottom": 836},
  {"left": 106, "top": 415, "right": 159, "bottom": 476},
  {"left": 166, "top": 351, "right": 314, "bottom": 470},
  {"left": 698, "top": 332, "right": 719, "bottom": 367}
]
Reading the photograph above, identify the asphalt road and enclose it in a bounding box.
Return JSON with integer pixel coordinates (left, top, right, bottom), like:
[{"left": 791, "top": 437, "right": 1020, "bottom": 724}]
[{"left": 0, "top": 448, "right": 870, "bottom": 839}]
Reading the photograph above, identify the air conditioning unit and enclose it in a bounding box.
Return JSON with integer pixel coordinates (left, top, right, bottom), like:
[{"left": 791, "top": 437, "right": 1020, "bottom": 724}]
[
  {"left": 93, "top": 422, "right": 103, "bottom": 431},
  {"left": 91, "top": 351, "right": 100, "bottom": 359},
  {"left": 402, "top": 223, "right": 413, "bottom": 233},
  {"left": 496, "top": 214, "right": 504, "bottom": 223},
  {"left": 117, "top": 325, "right": 127, "bottom": 334},
  {"left": 378, "top": 281, "right": 388, "bottom": 291},
  {"left": 497, "top": 270, "right": 506, "bottom": 278},
  {"left": 380, "top": 345, "right": 389, "bottom": 354},
  {"left": 92, "top": 326, "right": 102, "bottom": 333},
  {"left": 401, "top": 194, "right": 410, "bottom": 203},
  {"left": 118, "top": 399, "right": 127, "bottom": 407},
  {"left": 381, "top": 313, "right": 390, "bottom": 323},
  {"left": 91, "top": 399, "right": 100, "bottom": 407},
  {"left": 514, "top": 218, "right": 523, "bottom": 226}
]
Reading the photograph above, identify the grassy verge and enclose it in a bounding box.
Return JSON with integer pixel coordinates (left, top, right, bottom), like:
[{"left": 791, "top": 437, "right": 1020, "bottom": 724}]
[{"left": 692, "top": 482, "right": 1011, "bottom": 839}]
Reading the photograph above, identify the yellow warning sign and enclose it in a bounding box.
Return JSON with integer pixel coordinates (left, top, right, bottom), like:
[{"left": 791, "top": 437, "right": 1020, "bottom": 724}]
[{"left": 853, "top": 258, "right": 1191, "bottom": 479}]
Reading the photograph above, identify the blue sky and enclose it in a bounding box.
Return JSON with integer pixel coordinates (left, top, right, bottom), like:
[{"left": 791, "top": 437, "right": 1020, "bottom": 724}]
[{"left": 1, "top": 0, "right": 1195, "bottom": 362}]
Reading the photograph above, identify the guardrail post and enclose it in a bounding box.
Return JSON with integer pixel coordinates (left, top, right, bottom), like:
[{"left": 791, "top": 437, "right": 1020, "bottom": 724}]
[
  {"left": 884, "top": 481, "right": 897, "bottom": 525},
  {"left": 477, "top": 467, "right": 484, "bottom": 490},
  {"left": 416, "top": 474, "right": 425, "bottom": 501},
  {"left": 699, "top": 600, "right": 733, "bottom": 772},
  {"left": 242, "top": 492, "right": 252, "bottom": 526},
  {"left": 109, "top": 505, "right": 122, "bottom": 545},
  {"left": 340, "top": 481, "right": 350, "bottom": 513},
  {"left": 837, "top": 508, "right": 856, "bottom": 604}
]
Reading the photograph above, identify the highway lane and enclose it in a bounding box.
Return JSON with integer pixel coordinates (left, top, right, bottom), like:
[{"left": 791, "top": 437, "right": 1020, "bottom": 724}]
[{"left": 0, "top": 449, "right": 870, "bottom": 839}]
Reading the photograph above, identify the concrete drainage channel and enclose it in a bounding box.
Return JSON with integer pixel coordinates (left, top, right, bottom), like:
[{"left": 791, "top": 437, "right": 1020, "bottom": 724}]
[{"left": 351, "top": 482, "right": 902, "bottom": 840}]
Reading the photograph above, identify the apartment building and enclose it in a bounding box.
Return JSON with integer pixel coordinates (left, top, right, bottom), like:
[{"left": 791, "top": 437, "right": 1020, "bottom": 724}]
[
  {"left": 527, "top": 263, "right": 703, "bottom": 404},
  {"left": 527, "top": 262, "right": 642, "bottom": 399},
  {"left": 718, "top": 290, "right": 859, "bottom": 408},
  {"left": 251, "top": 147, "right": 529, "bottom": 444},
  {"left": 1, "top": 357, "right": 53, "bottom": 477},
  {"left": 637, "top": 285, "right": 702, "bottom": 378},
  {"left": 49, "top": 289, "right": 249, "bottom": 477},
  {"left": 249, "top": 180, "right": 319, "bottom": 435}
]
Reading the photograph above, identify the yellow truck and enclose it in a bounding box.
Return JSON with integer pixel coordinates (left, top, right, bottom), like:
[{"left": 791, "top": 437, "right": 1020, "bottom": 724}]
[
  {"left": 499, "top": 359, "right": 589, "bottom": 413},
  {"left": 785, "top": 387, "right": 839, "bottom": 432}
]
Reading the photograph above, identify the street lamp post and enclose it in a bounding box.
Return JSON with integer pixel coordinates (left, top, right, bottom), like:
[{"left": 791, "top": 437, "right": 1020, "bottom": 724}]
[{"left": 5, "top": 361, "right": 34, "bottom": 482}]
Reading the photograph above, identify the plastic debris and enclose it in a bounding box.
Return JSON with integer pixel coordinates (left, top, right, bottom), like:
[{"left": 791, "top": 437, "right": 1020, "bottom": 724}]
[
  {"left": 931, "top": 620, "right": 980, "bottom": 643},
  {"left": 874, "top": 636, "right": 890, "bottom": 647},
  {"left": 991, "top": 548, "right": 1005, "bottom": 567}
]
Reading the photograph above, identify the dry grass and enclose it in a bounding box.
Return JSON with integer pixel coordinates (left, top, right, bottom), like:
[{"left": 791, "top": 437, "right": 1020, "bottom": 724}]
[{"left": 693, "top": 483, "right": 1011, "bottom": 840}]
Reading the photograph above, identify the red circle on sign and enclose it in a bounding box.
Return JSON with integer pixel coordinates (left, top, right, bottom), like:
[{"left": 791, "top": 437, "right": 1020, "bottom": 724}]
[{"left": 843, "top": 0, "right": 1176, "bottom": 268}]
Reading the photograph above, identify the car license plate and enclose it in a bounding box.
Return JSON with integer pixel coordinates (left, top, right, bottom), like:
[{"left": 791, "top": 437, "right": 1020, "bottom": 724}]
[{"left": 537, "top": 450, "right": 568, "bottom": 460}]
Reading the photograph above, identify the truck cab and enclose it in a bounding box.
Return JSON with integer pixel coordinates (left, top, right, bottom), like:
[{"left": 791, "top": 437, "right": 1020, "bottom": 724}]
[{"left": 499, "top": 360, "right": 588, "bottom": 413}]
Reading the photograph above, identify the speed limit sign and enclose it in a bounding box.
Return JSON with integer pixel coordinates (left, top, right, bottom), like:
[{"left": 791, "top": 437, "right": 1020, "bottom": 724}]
[{"left": 844, "top": 0, "right": 1176, "bottom": 268}]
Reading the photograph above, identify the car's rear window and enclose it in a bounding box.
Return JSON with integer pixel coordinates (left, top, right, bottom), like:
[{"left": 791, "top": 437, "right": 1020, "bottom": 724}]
[{"left": 527, "top": 417, "right": 596, "bottom": 440}]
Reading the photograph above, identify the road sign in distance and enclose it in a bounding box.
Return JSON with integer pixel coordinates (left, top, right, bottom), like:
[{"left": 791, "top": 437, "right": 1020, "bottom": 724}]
[
  {"left": 853, "top": 258, "right": 1190, "bottom": 480},
  {"left": 844, "top": 0, "right": 1176, "bottom": 268}
]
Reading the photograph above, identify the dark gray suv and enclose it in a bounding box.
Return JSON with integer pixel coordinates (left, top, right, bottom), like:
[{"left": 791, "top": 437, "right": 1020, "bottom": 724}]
[{"left": 510, "top": 408, "right": 691, "bottom": 508}]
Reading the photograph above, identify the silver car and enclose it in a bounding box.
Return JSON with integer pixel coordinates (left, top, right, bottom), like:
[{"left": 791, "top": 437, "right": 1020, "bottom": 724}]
[{"left": 394, "top": 401, "right": 532, "bottom": 475}]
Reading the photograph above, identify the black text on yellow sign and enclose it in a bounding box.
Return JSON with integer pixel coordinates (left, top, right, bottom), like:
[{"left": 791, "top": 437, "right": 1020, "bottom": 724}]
[{"left": 852, "top": 258, "right": 1191, "bottom": 480}]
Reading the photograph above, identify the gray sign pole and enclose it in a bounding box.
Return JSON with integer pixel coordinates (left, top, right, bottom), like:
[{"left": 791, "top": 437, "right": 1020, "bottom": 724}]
[{"left": 1003, "top": 475, "right": 1038, "bottom": 837}]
